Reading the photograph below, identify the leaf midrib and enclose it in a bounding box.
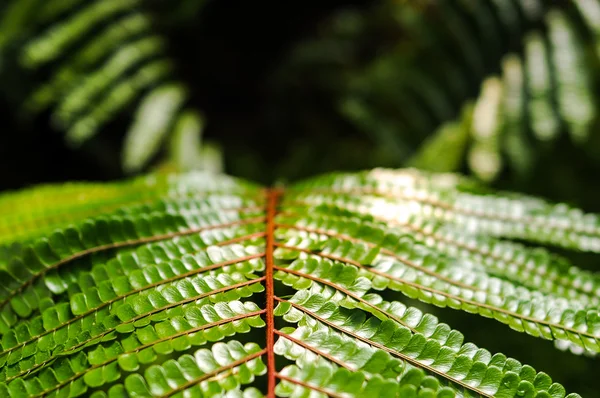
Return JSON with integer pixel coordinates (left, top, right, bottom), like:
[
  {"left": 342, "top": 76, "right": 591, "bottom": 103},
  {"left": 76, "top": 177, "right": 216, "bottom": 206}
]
[
  {"left": 265, "top": 189, "right": 281, "bottom": 398},
  {"left": 3, "top": 184, "right": 588, "bottom": 397}
]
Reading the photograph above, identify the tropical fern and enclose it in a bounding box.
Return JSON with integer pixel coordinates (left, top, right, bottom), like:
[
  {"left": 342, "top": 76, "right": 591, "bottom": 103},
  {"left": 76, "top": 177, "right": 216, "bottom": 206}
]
[
  {"left": 272, "top": 0, "right": 600, "bottom": 182},
  {"left": 412, "top": 0, "right": 600, "bottom": 181},
  {"left": 0, "top": 0, "right": 211, "bottom": 173},
  {"left": 5, "top": 1, "right": 600, "bottom": 184},
  {"left": 0, "top": 168, "right": 597, "bottom": 397}
]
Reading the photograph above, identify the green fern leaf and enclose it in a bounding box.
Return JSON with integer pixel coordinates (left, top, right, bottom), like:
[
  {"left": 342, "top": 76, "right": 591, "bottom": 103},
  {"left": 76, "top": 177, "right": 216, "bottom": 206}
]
[
  {"left": 0, "top": 0, "right": 209, "bottom": 172},
  {"left": 0, "top": 168, "right": 596, "bottom": 396},
  {"left": 277, "top": 1, "right": 600, "bottom": 182}
]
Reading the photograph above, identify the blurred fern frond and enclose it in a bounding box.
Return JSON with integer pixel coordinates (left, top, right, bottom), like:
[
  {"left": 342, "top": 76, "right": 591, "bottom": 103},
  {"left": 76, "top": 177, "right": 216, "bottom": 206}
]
[
  {"left": 273, "top": 0, "right": 600, "bottom": 182},
  {"left": 414, "top": 2, "right": 600, "bottom": 182},
  {"left": 0, "top": 0, "right": 212, "bottom": 173}
]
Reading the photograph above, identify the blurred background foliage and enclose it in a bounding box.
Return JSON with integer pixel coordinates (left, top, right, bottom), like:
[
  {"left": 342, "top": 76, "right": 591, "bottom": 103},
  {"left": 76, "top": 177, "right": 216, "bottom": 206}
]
[
  {"left": 1, "top": 0, "right": 600, "bottom": 211},
  {"left": 1, "top": 0, "right": 599, "bottom": 393}
]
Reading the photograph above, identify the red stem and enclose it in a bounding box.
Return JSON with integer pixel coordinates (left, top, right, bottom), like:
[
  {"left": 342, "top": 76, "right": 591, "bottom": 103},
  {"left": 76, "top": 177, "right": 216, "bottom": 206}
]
[{"left": 265, "top": 189, "right": 281, "bottom": 397}]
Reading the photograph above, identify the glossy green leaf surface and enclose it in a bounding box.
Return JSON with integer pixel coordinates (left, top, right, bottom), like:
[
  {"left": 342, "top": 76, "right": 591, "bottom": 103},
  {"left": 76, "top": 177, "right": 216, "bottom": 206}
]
[{"left": 0, "top": 168, "right": 597, "bottom": 397}]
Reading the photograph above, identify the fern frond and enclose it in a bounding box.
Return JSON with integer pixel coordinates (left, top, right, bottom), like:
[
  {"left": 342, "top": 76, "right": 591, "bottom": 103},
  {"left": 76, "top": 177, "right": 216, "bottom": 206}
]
[
  {"left": 276, "top": 0, "right": 600, "bottom": 182},
  {"left": 1, "top": 168, "right": 596, "bottom": 396},
  {"left": 0, "top": 172, "right": 260, "bottom": 245},
  {"left": 432, "top": 2, "right": 599, "bottom": 181},
  {"left": 0, "top": 0, "right": 209, "bottom": 172},
  {"left": 287, "top": 169, "right": 600, "bottom": 252},
  {"left": 275, "top": 212, "right": 600, "bottom": 305},
  {"left": 274, "top": 289, "right": 573, "bottom": 397}
]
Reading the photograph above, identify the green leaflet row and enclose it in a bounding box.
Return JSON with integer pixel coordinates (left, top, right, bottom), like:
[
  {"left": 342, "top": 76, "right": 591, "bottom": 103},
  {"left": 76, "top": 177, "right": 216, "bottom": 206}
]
[{"left": 0, "top": 168, "right": 597, "bottom": 396}]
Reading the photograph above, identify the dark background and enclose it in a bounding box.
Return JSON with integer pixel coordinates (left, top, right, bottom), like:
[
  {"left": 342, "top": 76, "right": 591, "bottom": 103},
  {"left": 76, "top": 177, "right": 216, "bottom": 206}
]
[
  {"left": 0, "top": 1, "right": 372, "bottom": 190},
  {"left": 2, "top": 0, "right": 600, "bottom": 214}
]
